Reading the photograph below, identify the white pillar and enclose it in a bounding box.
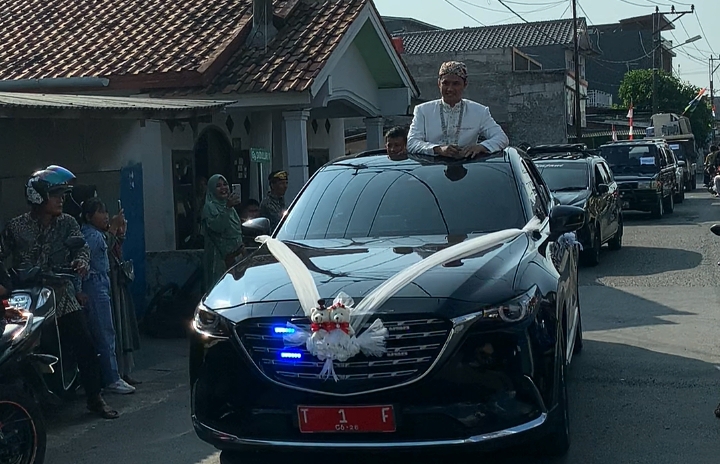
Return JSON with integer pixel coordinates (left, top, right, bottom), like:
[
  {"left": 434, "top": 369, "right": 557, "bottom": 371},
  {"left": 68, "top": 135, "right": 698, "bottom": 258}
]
[
  {"left": 328, "top": 118, "right": 346, "bottom": 160},
  {"left": 141, "top": 120, "right": 175, "bottom": 251},
  {"left": 282, "top": 109, "right": 311, "bottom": 202},
  {"left": 250, "top": 111, "right": 273, "bottom": 201},
  {"left": 364, "top": 117, "right": 384, "bottom": 150}
]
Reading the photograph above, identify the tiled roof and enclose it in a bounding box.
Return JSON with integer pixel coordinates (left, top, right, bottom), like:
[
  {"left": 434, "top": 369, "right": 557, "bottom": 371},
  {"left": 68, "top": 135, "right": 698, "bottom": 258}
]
[
  {"left": 0, "top": 92, "right": 232, "bottom": 112},
  {"left": 0, "top": 0, "right": 259, "bottom": 83},
  {"left": 0, "top": 0, "right": 366, "bottom": 94},
  {"left": 204, "top": 0, "right": 366, "bottom": 94},
  {"left": 396, "top": 18, "right": 587, "bottom": 55}
]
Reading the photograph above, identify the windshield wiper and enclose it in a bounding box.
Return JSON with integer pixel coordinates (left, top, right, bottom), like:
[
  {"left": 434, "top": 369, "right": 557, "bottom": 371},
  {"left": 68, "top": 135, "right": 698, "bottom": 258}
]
[{"left": 552, "top": 187, "right": 587, "bottom": 192}]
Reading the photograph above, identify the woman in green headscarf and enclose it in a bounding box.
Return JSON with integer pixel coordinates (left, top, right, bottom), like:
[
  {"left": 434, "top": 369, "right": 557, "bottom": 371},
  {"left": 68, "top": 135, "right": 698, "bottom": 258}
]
[{"left": 201, "top": 174, "right": 245, "bottom": 291}]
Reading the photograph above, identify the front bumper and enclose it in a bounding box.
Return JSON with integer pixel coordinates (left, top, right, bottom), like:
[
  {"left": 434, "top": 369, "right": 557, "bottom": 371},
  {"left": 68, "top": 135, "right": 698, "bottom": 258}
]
[
  {"left": 190, "top": 306, "right": 560, "bottom": 453},
  {"left": 193, "top": 412, "right": 548, "bottom": 451},
  {"left": 618, "top": 188, "right": 660, "bottom": 211}
]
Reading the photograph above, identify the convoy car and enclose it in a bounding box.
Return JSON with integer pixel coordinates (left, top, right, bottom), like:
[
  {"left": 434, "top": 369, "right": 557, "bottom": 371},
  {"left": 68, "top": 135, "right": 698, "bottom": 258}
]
[
  {"left": 190, "top": 148, "right": 585, "bottom": 460},
  {"left": 528, "top": 144, "right": 623, "bottom": 266},
  {"left": 599, "top": 140, "right": 681, "bottom": 218}
]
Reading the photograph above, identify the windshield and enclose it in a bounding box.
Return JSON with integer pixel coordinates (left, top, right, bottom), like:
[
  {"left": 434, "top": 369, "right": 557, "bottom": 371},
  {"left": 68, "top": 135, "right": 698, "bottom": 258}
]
[
  {"left": 276, "top": 161, "right": 526, "bottom": 240},
  {"left": 667, "top": 140, "right": 695, "bottom": 162},
  {"left": 600, "top": 145, "right": 659, "bottom": 174},
  {"left": 535, "top": 162, "right": 589, "bottom": 191}
]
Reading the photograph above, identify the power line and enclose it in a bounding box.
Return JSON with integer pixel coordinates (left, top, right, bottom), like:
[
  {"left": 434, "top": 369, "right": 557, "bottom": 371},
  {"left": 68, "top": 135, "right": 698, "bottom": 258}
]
[
  {"left": 444, "top": 0, "right": 486, "bottom": 26},
  {"left": 495, "top": 0, "right": 572, "bottom": 48},
  {"left": 693, "top": 11, "right": 717, "bottom": 56}
]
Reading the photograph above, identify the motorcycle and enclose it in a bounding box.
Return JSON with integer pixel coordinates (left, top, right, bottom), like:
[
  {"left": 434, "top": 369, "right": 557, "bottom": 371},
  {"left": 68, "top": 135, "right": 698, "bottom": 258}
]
[
  {"left": 0, "top": 302, "right": 53, "bottom": 464},
  {"left": 6, "top": 236, "right": 87, "bottom": 401},
  {"left": 0, "top": 236, "right": 86, "bottom": 464}
]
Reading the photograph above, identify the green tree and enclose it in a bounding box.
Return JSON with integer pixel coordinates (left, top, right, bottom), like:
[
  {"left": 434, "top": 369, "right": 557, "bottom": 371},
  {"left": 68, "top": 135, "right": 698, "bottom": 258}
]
[{"left": 618, "top": 69, "right": 712, "bottom": 144}]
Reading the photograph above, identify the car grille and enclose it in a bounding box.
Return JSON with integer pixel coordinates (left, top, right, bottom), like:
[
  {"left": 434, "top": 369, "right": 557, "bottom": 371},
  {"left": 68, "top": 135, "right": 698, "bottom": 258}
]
[
  {"left": 236, "top": 315, "right": 453, "bottom": 395},
  {"left": 618, "top": 182, "right": 638, "bottom": 190}
]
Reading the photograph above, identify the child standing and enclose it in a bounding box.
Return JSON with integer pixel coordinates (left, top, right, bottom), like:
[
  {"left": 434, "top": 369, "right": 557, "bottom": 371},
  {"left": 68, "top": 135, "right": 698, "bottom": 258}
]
[{"left": 80, "top": 198, "right": 135, "bottom": 395}]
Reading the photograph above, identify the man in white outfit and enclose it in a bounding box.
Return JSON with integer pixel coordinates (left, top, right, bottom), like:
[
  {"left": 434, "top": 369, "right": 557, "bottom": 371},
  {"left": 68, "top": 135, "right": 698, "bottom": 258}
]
[{"left": 407, "top": 61, "right": 509, "bottom": 159}]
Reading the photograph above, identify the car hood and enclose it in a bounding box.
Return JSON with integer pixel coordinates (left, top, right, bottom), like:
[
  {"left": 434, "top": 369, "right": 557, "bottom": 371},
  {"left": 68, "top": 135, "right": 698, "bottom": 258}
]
[
  {"left": 552, "top": 189, "right": 590, "bottom": 206},
  {"left": 204, "top": 234, "right": 530, "bottom": 322}
]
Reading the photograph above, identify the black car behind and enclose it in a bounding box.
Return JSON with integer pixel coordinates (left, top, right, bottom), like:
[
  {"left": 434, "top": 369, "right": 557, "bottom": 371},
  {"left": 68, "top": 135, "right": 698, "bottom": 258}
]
[
  {"left": 528, "top": 144, "right": 623, "bottom": 266},
  {"left": 190, "top": 148, "right": 585, "bottom": 460},
  {"left": 600, "top": 140, "right": 680, "bottom": 218}
]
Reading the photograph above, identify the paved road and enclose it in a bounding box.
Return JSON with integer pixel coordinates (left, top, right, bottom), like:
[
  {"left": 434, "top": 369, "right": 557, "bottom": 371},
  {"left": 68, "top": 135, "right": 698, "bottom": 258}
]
[{"left": 45, "top": 188, "right": 720, "bottom": 464}]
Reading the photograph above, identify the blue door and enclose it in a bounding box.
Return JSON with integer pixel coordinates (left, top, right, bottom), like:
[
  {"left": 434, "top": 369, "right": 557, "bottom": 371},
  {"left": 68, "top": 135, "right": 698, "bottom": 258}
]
[{"left": 120, "top": 163, "right": 147, "bottom": 318}]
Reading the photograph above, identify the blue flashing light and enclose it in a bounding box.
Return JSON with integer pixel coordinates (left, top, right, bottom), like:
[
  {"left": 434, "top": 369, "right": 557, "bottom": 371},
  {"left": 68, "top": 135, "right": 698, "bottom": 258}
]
[
  {"left": 279, "top": 351, "right": 303, "bottom": 360},
  {"left": 273, "top": 326, "right": 295, "bottom": 335}
]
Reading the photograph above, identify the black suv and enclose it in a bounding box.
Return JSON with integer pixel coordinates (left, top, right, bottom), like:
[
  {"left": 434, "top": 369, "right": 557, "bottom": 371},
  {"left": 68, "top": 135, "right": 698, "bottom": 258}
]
[
  {"left": 528, "top": 144, "right": 623, "bottom": 266},
  {"left": 599, "top": 140, "right": 681, "bottom": 218},
  {"left": 190, "top": 148, "right": 586, "bottom": 460}
]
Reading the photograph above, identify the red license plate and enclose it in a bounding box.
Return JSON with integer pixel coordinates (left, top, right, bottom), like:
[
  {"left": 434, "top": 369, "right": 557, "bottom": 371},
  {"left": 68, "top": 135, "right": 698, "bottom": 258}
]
[{"left": 297, "top": 405, "right": 396, "bottom": 433}]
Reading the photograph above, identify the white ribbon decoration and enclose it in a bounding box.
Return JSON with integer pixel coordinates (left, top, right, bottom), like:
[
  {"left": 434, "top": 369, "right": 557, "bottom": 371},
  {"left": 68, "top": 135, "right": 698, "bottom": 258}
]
[{"left": 255, "top": 217, "right": 541, "bottom": 381}]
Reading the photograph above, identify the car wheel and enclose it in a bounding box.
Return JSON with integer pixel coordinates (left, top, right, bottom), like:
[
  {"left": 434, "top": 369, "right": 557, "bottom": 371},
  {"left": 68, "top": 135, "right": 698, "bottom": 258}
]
[
  {"left": 675, "top": 185, "right": 685, "bottom": 203},
  {"left": 664, "top": 190, "right": 675, "bottom": 213},
  {"left": 651, "top": 194, "right": 663, "bottom": 219},
  {"left": 537, "top": 330, "right": 571, "bottom": 457},
  {"left": 581, "top": 224, "right": 600, "bottom": 266},
  {"left": 608, "top": 217, "right": 622, "bottom": 251},
  {"left": 573, "top": 309, "right": 583, "bottom": 355}
]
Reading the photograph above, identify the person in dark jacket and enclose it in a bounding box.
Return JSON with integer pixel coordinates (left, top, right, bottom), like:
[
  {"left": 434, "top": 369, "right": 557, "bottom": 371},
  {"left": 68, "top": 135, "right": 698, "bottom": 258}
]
[{"left": 1, "top": 166, "right": 119, "bottom": 419}]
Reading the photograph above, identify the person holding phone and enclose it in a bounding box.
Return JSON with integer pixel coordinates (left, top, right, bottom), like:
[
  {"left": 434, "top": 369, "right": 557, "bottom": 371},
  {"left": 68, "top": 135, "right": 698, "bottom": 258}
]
[{"left": 201, "top": 174, "right": 245, "bottom": 291}]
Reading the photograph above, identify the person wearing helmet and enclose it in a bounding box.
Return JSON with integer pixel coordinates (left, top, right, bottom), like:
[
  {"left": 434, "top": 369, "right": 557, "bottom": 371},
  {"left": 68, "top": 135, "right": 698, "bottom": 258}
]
[{"left": 0, "top": 165, "right": 119, "bottom": 419}]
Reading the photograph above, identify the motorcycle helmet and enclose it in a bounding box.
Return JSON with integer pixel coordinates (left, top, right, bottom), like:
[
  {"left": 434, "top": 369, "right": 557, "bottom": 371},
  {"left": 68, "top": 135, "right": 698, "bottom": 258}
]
[{"left": 25, "top": 165, "right": 76, "bottom": 205}]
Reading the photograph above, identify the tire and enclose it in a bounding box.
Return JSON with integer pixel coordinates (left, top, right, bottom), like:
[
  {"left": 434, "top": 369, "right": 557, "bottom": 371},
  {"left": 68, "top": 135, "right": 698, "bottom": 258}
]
[
  {"left": 573, "top": 309, "right": 584, "bottom": 355},
  {"left": 581, "top": 224, "right": 600, "bottom": 267},
  {"left": 537, "top": 328, "right": 571, "bottom": 457},
  {"left": 664, "top": 190, "right": 674, "bottom": 213},
  {"left": 607, "top": 216, "right": 623, "bottom": 251},
  {"left": 675, "top": 185, "right": 685, "bottom": 203},
  {"left": 0, "top": 384, "right": 47, "bottom": 464},
  {"left": 651, "top": 194, "right": 663, "bottom": 219}
]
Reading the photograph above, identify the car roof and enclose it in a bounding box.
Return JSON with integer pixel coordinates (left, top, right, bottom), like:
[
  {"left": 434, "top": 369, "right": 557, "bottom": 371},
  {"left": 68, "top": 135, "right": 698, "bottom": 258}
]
[
  {"left": 327, "top": 148, "right": 520, "bottom": 170},
  {"left": 600, "top": 140, "right": 667, "bottom": 148}
]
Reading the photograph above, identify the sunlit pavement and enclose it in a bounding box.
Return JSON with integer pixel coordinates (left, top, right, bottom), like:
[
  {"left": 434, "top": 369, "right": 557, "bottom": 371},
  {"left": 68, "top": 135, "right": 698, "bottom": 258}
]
[{"left": 45, "top": 187, "right": 720, "bottom": 464}]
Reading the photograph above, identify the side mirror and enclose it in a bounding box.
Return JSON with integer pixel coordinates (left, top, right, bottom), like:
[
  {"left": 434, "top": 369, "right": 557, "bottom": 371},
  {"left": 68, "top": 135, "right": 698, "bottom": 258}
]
[
  {"left": 549, "top": 205, "right": 586, "bottom": 241},
  {"left": 597, "top": 183, "right": 610, "bottom": 194},
  {"left": 241, "top": 217, "right": 271, "bottom": 238},
  {"left": 711, "top": 224, "right": 720, "bottom": 237},
  {"left": 677, "top": 160, "right": 686, "bottom": 167},
  {"left": 64, "top": 236, "right": 86, "bottom": 250}
]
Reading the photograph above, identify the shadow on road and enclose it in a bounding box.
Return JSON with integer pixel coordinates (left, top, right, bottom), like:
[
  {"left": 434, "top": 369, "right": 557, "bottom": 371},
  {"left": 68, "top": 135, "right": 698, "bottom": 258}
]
[
  {"left": 580, "top": 246, "right": 702, "bottom": 282},
  {"left": 622, "top": 195, "right": 716, "bottom": 226},
  {"left": 577, "top": 285, "right": 695, "bottom": 332}
]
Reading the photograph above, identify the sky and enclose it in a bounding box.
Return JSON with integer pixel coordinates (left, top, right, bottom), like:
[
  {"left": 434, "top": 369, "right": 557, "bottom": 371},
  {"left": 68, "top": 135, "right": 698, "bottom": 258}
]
[{"left": 373, "top": 0, "right": 718, "bottom": 89}]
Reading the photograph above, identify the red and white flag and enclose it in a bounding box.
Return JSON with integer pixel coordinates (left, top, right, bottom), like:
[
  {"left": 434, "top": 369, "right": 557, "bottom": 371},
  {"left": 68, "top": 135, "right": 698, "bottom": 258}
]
[{"left": 626, "top": 103, "right": 634, "bottom": 140}]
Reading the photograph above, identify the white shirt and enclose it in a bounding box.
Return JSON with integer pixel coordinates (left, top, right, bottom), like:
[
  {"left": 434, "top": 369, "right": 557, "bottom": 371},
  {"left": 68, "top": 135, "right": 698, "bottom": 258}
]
[{"left": 407, "top": 99, "right": 509, "bottom": 155}]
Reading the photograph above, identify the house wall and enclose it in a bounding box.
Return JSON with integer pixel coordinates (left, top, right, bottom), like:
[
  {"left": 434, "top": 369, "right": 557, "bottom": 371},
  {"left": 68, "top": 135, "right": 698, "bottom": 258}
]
[
  {"left": 585, "top": 23, "right": 672, "bottom": 102},
  {"left": 0, "top": 118, "right": 142, "bottom": 226}
]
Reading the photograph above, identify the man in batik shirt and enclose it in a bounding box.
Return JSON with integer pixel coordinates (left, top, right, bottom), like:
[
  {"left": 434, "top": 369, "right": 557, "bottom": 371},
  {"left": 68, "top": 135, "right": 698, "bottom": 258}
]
[
  {"left": 1, "top": 165, "right": 119, "bottom": 419},
  {"left": 259, "top": 170, "right": 288, "bottom": 231},
  {"left": 407, "top": 61, "right": 509, "bottom": 159}
]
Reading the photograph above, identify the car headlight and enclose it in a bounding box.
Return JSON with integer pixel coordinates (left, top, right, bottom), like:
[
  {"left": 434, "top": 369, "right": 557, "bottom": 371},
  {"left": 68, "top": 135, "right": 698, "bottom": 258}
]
[
  {"left": 192, "top": 303, "right": 231, "bottom": 339},
  {"left": 7, "top": 293, "right": 31, "bottom": 311},
  {"left": 637, "top": 181, "right": 658, "bottom": 189},
  {"left": 482, "top": 286, "right": 541, "bottom": 323},
  {"left": 2, "top": 299, "right": 34, "bottom": 345}
]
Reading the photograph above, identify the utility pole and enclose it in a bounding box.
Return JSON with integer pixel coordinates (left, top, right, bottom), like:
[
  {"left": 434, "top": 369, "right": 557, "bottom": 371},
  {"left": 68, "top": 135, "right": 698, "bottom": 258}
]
[
  {"left": 571, "top": 0, "right": 582, "bottom": 140},
  {"left": 652, "top": 5, "right": 695, "bottom": 114},
  {"left": 710, "top": 56, "right": 720, "bottom": 143}
]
